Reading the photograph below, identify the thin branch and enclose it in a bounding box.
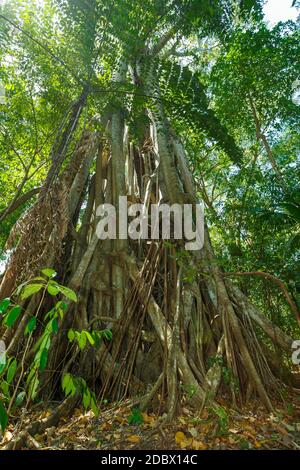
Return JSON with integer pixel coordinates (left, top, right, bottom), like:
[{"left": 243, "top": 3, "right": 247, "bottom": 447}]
[
  {"left": 248, "top": 94, "right": 288, "bottom": 192},
  {"left": 0, "top": 187, "right": 40, "bottom": 222}
]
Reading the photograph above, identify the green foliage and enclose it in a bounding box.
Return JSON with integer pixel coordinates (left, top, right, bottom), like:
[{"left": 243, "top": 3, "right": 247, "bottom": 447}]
[
  {"left": 61, "top": 372, "right": 99, "bottom": 416},
  {"left": 128, "top": 407, "right": 143, "bottom": 425},
  {"left": 207, "top": 355, "right": 239, "bottom": 391},
  {"left": 175, "top": 249, "right": 198, "bottom": 283},
  {"left": 0, "top": 400, "right": 8, "bottom": 432},
  {"left": 210, "top": 406, "right": 229, "bottom": 436},
  {"left": 6, "top": 358, "right": 17, "bottom": 384},
  {"left": 160, "top": 61, "right": 242, "bottom": 163},
  {"left": 25, "top": 316, "right": 37, "bottom": 335},
  {"left": 0, "top": 298, "right": 10, "bottom": 315},
  {"left": 185, "top": 19, "right": 300, "bottom": 336},
  {"left": 212, "top": 23, "right": 299, "bottom": 135},
  {"left": 0, "top": 268, "right": 77, "bottom": 430},
  {"left": 67, "top": 328, "right": 112, "bottom": 350},
  {"left": 2, "top": 305, "right": 21, "bottom": 327},
  {"left": 239, "top": 438, "right": 251, "bottom": 450},
  {"left": 21, "top": 284, "right": 44, "bottom": 300}
]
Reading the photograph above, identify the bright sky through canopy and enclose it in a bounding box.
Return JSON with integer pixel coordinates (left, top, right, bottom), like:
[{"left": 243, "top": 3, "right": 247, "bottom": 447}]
[
  {"left": 0, "top": 0, "right": 298, "bottom": 25},
  {"left": 263, "top": 0, "right": 299, "bottom": 25}
]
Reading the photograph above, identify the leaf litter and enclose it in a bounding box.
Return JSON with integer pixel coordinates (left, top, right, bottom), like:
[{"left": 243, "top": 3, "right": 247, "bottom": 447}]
[{"left": 1, "top": 396, "right": 300, "bottom": 450}]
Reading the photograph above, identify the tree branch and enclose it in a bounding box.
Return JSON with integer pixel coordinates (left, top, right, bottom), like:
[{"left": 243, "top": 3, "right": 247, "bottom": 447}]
[
  {"left": 150, "top": 25, "right": 179, "bottom": 56},
  {"left": 0, "top": 187, "right": 40, "bottom": 223},
  {"left": 222, "top": 271, "right": 300, "bottom": 326}
]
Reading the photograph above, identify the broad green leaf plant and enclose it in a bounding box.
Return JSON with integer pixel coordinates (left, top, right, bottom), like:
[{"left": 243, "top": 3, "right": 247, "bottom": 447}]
[{"left": 0, "top": 268, "right": 110, "bottom": 432}]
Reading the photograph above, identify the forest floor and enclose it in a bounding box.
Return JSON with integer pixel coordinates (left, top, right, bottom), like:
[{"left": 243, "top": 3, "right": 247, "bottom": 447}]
[{"left": 1, "top": 394, "right": 300, "bottom": 450}]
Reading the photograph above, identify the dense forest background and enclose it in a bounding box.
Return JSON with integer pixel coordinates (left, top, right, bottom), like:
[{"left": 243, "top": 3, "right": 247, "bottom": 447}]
[{"left": 0, "top": 0, "right": 299, "bottom": 450}]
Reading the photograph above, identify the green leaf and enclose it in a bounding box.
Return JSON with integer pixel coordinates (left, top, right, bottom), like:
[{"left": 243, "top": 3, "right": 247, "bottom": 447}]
[
  {"left": 0, "top": 357, "right": 6, "bottom": 375},
  {"left": 44, "top": 308, "right": 57, "bottom": 321},
  {"left": 21, "top": 283, "right": 43, "bottom": 300},
  {"left": 41, "top": 268, "right": 57, "bottom": 278},
  {"left": 103, "top": 329, "right": 113, "bottom": 341},
  {"left": 56, "top": 301, "right": 68, "bottom": 319},
  {"left": 91, "top": 331, "right": 101, "bottom": 348},
  {"left": 0, "top": 380, "right": 10, "bottom": 399},
  {"left": 62, "top": 373, "right": 71, "bottom": 393},
  {"left": 47, "top": 284, "right": 59, "bottom": 296},
  {"left": 56, "top": 301, "right": 68, "bottom": 312},
  {"left": 39, "top": 332, "right": 51, "bottom": 353},
  {"left": 91, "top": 394, "right": 99, "bottom": 417},
  {"left": 26, "top": 366, "right": 37, "bottom": 386},
  {"left": 83, "top": 387, "right": 91, "bottom": 409},
  {"left": 62, "top": 373, "right": 76, "bottom": 396},
  {"left": 128, "top": 407, "right": 143, "bottom": 425},
  {"left": 4, "top": 305, "right": 22, "bottom": 327},
  {"left": 15, "top": 391, "right": 26, "bottom": 407},
  {"left": 39, "top": 348, "right": 48, "bottom": 371},
  {"left": 78, "top": 331, "right": 87, "bottom": 350},
  {"left": 52, "top": 318, "right": 59, "bottom": 334},
  {"left": 25, "top": 316, "right": 37, "bottom": 335},
  {"left": 67, "top": 329, "right": 75, "bottom": 342},
  {"left": 85, "top": 331, "right": 95, "bottom": 346},
  {"left": 28, "top": 374, "right": 39, "bottom": 399},
  {"left": 0, "top": 298, "right": 10, "bottom": 315},
  {"left": 0, "top": 339, "right": 6, "bottom": 374},
  {"left": 0, "top": 400, "right": 8, "bottom": 432},
  {"left": 6, "top": 358, "right": 17, "bottom": 384},
  {"left": 58, "top": 286, "right": 77, "bottom": 302}
]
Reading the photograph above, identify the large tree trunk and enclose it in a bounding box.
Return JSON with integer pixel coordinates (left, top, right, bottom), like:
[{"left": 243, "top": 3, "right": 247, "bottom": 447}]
[{"left": 0, "top": 62, "right": 299, "bottom": 432}]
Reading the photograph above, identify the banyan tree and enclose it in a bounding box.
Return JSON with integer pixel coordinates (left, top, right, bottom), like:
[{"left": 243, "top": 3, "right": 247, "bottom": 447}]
[{"left": 0, "top": 0, "right": 299, "bottom": 444}]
